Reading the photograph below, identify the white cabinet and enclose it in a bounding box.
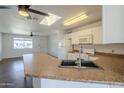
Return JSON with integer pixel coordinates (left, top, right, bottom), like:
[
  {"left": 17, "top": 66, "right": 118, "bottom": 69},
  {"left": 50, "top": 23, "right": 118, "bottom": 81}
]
[
  {"left": 39, "top": 79, "right": 108, "bottom": 88},
  {"left": 70, "top": 28, "right": 92, "bottom": 45},
  {"left": 78, "top": 28, "right": 92, "bottom": 36},
  {"left": 66, "top": 26, "right": 101, "bottom": 45},
  {"left": 71, "top": 33, "right": 78, "bottom": 45},
  {"left": 65, "top": 35, "right": 72, "bottom": 52},
  {"left": 108, "top": 84, "right": 124, "bottom": 88},
  {"left": 102, "top": 6, "right": 124, "bottom": 43},
  {"left": 33, "top": 78, "right": 124, "bottom": 88},
  {"left": 65, "top": 6, "right": 124, "bottom": 44},
  {"left": 92, "top": 26, "right": 102, "bottom": 44},
  {"left": 65, "top": 33, "right": 75, "bottom": 45}
]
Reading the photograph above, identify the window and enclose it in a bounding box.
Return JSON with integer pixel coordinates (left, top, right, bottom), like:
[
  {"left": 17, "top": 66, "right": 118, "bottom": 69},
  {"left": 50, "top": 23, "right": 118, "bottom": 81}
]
[{"left": 14, "top": 38, "right": 33, "bottom": 49}]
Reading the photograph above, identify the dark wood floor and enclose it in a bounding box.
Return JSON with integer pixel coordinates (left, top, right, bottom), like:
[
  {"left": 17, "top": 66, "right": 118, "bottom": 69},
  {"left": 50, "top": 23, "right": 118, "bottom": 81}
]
[{"left": 0, "top": 57, "right": 33, "bottom": 88}]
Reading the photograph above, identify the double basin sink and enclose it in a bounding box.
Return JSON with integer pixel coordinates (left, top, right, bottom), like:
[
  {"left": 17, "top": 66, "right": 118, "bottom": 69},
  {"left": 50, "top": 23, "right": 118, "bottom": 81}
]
[{"left": 59, "top": 59, "right": 101, "bottom": 69}]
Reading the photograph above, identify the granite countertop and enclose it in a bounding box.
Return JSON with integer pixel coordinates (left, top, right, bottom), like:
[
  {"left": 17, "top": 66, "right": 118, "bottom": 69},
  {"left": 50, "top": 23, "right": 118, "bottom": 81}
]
[{"left": 23, "top": 53, "right": 124, "bottom": 85}]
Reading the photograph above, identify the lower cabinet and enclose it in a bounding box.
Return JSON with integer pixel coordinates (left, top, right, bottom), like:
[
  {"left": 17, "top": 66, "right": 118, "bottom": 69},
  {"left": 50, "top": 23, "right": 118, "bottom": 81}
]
[
  {"left": 108, "top": 84, "right": 124, "bottom": 88},
  {"left": 33, "top": 78, "right": 124, "bottom": 88}
]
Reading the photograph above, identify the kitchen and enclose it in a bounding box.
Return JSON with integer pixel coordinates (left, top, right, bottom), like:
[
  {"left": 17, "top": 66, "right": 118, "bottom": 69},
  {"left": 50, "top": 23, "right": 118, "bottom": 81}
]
[{"left": 0, "top": 5, "right": 124, "bottom": 88}]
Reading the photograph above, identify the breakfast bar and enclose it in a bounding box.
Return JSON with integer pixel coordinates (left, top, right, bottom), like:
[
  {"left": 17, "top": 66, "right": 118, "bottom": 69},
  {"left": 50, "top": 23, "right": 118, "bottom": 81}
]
[{"left": 23, "top": 53, "right": 124, "bottom": 88}]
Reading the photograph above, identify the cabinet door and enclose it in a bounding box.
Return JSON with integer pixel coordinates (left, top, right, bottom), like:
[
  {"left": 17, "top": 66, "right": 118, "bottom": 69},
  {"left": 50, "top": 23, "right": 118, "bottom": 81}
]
[
  {"left": 40, "top": 78, "right": 108, "bottom": 88},
  {"left": 92, "top": 26, "right": 102, "bottom": 44},
  {"left": 103, "top": 6, "right": 124, "bottom": 43},
  {"left": 71, "top": 32, "right": 79, "bottom": 45},
  {"left": 78, "top": 28, "right": 92, "bottom": 36},
  {"left": 65, "top": 33, "right": 74, "bottom": 45},
  {"left": 71, "top": 33, "right": 76, "bottom": 45},
  {"left": 72, "top": 28, "right": 92, "bottom": 44},
  {"left": 108, "top": 84, "right": 124, "bottom": 88}
]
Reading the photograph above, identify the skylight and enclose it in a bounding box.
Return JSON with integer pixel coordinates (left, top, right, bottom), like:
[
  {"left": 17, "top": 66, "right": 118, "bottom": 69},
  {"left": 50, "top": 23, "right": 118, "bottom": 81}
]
[{"left": 40, "top": 13, "right": 61, "bottom": 26}]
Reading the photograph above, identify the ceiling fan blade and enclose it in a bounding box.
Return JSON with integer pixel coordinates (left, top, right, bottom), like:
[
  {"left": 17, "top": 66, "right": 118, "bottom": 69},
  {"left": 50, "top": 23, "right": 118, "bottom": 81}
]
[
  {"left": 0, "top": 6, "right": 11, "bottom": 9},
  {"left": 30, "top": 32, "right": 40, "bottom": 37},
  {"left": 28, "top": 8, "right": 49, "bottom": 16}
]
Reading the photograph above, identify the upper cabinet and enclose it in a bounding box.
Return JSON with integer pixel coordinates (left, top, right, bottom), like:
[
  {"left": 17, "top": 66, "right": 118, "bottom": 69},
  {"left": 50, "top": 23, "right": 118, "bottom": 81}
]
[
  {"left": 66, "top": 6, "right": 124, "bottom": 44},
  {"left": 102, "top": 6, "right": 124, "bottom": 43},
  {"left": 66, "top": 25, "right": 102, "bottom": 45},
  {"left": 71, "top": 32, "right": 78, "bottom": 45},
  {"left": 71, "top": 28, "right": 92, "bottom": 45},
  {"left": 92, "top": 26, "right": 102, "bottom": 44}
]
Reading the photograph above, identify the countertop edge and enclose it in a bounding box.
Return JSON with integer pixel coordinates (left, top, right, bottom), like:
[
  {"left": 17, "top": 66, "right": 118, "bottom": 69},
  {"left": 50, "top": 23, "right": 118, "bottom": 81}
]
[{"left": 26, "top": 74, "right": 124, "bottom": 86}]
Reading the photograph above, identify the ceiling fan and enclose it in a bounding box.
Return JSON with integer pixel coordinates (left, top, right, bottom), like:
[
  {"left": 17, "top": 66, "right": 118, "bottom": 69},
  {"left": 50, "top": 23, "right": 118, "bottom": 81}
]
[
  {"left": 0, "top": 5, "right": 49, "bottom": 18},
  {"left": 30, "top": 32, "right": 40, "bottom": 37}
]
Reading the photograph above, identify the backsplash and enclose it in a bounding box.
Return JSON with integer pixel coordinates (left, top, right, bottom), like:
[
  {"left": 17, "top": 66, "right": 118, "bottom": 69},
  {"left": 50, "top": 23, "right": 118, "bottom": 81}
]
[{"left": 74, "top": 44, "right": 124, "bottom": 55}]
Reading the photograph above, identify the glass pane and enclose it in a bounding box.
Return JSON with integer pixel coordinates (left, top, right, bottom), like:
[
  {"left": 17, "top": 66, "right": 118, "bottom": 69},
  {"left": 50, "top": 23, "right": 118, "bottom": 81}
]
[{"left": 14, "top": 38, "right": 33, "bottom": 49}]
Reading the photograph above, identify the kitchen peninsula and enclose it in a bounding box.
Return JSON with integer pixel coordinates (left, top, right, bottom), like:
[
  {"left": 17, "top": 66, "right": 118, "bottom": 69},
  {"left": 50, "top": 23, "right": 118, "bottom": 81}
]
[{"left": 23, "top": 53, "right": 124, "bottom": 88}]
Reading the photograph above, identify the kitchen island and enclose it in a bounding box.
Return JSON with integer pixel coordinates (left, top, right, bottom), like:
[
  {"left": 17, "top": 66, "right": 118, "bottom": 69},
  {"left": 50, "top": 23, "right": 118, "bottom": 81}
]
[{"left": 23, "top": 53, "right": 124, "bottom": 88}]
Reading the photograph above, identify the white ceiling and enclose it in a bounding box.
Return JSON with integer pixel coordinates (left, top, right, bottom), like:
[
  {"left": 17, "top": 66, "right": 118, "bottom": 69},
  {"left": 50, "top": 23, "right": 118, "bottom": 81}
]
[{"left": 0, "top": 5, "right": 102, "bottom": 36}]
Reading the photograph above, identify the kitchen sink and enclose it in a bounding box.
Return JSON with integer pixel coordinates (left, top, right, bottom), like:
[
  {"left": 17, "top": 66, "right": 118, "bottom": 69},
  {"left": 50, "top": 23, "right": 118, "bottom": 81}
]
[
  {"left": 59, "top": 59, "right": 101, "bottom": 69},
  {"left": 60, "top": 60, "right": 77, "bottom": 67},
  {"left": 81, "top": 61, "right": 99, "bottom": 68}
]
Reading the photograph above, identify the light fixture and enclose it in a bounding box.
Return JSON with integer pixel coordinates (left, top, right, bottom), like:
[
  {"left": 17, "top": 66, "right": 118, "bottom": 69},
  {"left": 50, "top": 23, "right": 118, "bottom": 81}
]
[
  {"left": 40, "top": 13, "right": 61, "bottom": 26},
  {"left": 18, "top": 5, "right": 29, "bottom": 17},
  {"left": 63, "top": 12, "right": 88, "bottom": 26}
]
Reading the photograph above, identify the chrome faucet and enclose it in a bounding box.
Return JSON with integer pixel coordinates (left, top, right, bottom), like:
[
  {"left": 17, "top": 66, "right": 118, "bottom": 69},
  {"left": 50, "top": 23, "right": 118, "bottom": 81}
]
[{"left": 76, "top": 44, "right": 83, "bottom": 68}]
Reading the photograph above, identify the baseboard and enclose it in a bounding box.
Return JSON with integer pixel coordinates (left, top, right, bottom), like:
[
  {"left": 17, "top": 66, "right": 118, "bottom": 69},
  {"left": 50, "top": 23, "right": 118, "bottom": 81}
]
[
  {"left": 47, "top": 53, "right": 58, "bottom": 58},
  {"left": 2, "top": 56, "right": 23, "bottom": 61}
]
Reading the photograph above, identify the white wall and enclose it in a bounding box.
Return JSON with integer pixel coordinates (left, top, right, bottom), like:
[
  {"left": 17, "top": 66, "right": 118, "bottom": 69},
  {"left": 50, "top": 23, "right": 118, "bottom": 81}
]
[
  {"left": 0, "top": 33, "right": 2, "bottom": 61},
  {"left": 2, "top": 33, "right": 48, "bottom": 59},
  {"left": 48, "top": 31, "right": 66, "bottom": 58},
  {"left": 48, "top": 34, "right": 59, "bottom": 57}
]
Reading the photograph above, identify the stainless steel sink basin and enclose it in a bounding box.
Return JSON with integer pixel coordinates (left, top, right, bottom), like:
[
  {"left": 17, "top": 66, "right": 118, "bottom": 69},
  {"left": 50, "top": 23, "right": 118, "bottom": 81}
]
[
  {"left": 59, "top": 59, "right": 102, "bottom": 69},
  {"left": 60, "top": 60, "right": 77, "bottom": 66}
]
